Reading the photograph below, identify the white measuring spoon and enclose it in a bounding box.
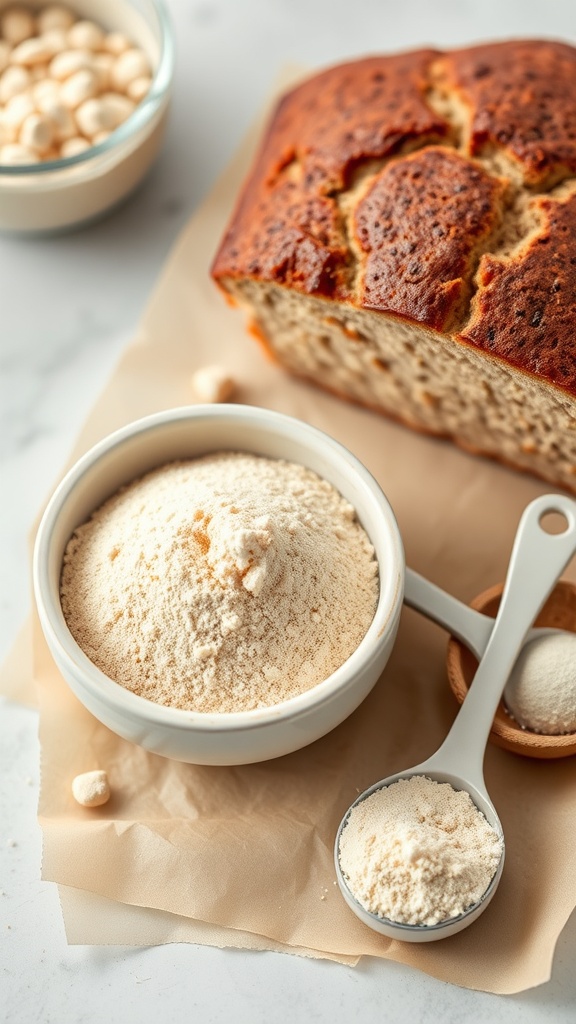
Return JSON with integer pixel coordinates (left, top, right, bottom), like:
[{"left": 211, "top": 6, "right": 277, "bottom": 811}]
[
  {"left": 335, "top": 493, "right": 576, "bottom": 942},
  {"left": 403, "top": 568, "right": 564, "bottom": 660}
]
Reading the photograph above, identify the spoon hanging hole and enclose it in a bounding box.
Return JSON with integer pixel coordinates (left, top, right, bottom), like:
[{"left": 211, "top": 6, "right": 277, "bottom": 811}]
[{"left": 539, "top": 510, "right": 570, "bottom": 535}]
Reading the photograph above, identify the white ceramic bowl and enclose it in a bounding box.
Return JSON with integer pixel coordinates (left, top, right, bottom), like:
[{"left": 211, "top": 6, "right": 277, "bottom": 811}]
[
  {"left": 0, "top": 0, "right": 173, "bottom": 233},
  {"left": 33, "top": 405, "right": 405, "bottom": 765}
]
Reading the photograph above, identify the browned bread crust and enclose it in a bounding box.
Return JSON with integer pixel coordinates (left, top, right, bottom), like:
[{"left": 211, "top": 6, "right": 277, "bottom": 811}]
[
  {"left": 212, "top": 42, "right": 576, "bottom": 492},
  {"left": 355, "top": 146, "right": 506, "bottom": 330},
  {"left": 435, "top": 40, "right": 576, "bottom": 188},
  {"left": 460, "top": 192, "right": 576, "bottom": 393},
  {"left": 212, "top": 50, "right": 449, "bottom": 300},
  {"left": 212, "top": 41, "right": 576, "bottom": 400}
]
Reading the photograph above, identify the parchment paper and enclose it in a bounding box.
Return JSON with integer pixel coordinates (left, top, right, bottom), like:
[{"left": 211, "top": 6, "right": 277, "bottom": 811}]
[{"left": 4, "top": 73, "right": 576, "bottom": 994}]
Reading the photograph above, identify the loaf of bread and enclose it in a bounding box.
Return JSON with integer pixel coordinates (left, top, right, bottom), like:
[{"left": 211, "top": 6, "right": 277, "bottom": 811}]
[{"left": 212, "top": 41, "right": 576, "bottom": 491}]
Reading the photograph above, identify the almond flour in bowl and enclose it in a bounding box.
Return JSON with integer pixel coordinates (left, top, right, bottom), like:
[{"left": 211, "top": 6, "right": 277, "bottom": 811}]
[
  {"left": 34, "top": 404, "right": 403, "bottom": 764},
  {"left": 60, "top": 452, "right": 380, "bottom": 713}
]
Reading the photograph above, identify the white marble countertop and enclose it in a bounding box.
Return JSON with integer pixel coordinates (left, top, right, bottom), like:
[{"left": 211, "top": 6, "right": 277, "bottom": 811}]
[{"left": 2, "top": 0, "right": 576, "bottom": 1019}]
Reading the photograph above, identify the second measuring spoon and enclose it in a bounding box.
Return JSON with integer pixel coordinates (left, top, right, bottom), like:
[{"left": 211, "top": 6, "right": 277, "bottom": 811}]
[{"left": 335, "top": 493, "right": 576, "bottom": 942}]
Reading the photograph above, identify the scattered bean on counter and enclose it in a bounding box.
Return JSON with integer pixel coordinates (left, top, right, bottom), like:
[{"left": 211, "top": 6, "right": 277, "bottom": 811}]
[
  {"left": 0, "top": 4, "right": 152, "bottom": 164},
  {"left": 71, "top": 769, "right": 111, "bottom": 808},
  {"left": 191, "top": 365, "right": 238, "bottom": 404}
]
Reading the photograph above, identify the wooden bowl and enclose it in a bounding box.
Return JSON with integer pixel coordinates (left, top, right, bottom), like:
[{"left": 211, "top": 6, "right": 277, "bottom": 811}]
[{"left": 446, "top": 579, "right": 576, "bottom": 759}]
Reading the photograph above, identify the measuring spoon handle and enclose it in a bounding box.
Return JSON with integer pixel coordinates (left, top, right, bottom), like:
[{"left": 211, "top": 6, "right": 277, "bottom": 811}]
[
  {"left": 403, "top": 568, "right": 493, "bottom": 659},
  {"left": 431, "top": 494, "right": 576, "bottom": 786}
]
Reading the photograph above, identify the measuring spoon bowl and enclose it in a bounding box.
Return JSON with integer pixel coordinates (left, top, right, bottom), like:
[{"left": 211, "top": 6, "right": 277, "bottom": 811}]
[
  {"left": 335, "top": 765, "right": 505, "bottom": 942},
  {"left": 336, "top": 494, "right": 576, "bottom": 942}
]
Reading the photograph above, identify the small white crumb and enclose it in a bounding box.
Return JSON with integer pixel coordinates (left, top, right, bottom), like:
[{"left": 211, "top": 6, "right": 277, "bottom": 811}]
[
  {"left": 320, "top": 895, "right": 326, "bottom": 901},
  {"left": 71, "top": 769, "right": 111, "bottom": 808},
  {"left": 191, "top": 364, "right": 236, "bottom": 403},
  {"left": 7, "top": 839, "right": 17, "bottom": 848}
]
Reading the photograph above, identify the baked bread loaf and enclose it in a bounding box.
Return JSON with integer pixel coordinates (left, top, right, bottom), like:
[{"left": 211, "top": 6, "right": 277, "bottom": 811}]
[{"left": 212, "top": 41, "right": 576, "bottom": 491}]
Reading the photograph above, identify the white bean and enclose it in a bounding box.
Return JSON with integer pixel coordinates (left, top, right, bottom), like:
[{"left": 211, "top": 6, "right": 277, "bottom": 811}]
[
  {"left": 67, "top": 19, "right": 105, "bottom": 52},
  {"left": 100, "top": 91, "right": 135, "bottom": 126},
  {"left": 103, "top": 31, "right": 130, "bottom": 57},
  {"left": 1, "top": 6, "right": 36, "bottom": 46},
  {"left": 127, "top": 75, "right": 151, "bottom": 103},
  {"left": 92, "top": 129, "right": 110, "bottom": 145},
  {"left": 49, "top": 48, "right": 95, "bottom": 81},
  {"left": 59, "top": 67, "right": 99, "bottom": 109},
  {"left": 3, "top": 90, "right": 35, "bottom": 130},
  {"left": 10, "top": 36, "right": 54, "bottom": 66},
  {"left": 19, "top": 112, "right": 54, "bottom": 154},
  {"left": 74, "top": 96, "right": 116, "bottom": 137},
  {"left": 192, "top": 366, "right": 237, "bottom": 403},
  {"left": 71, "top": 770, "right": 111, "bottom": 808},
  {"left": 60, "top": 134, "right": 90, "bottom": 157},
  {"left": 37, "top": 95, "right": 76, "bottom": 141},
  {"left": 0, "top": 141, "right": 38, "bottom": 164},
  {"left": 0, "top": 64, "right": 31, "bottom": 103},
  {"left": 37, "top": 5, "right": 75, "bottom": 34},
  {"left": 110, "top": 48, "right": 150, "bottom": 92},
  {"left": 32, "top": 76, "right": 60, "bottom": 104},
  {"left": 40, "top": 28, "right": 68, "bottom": 56}
]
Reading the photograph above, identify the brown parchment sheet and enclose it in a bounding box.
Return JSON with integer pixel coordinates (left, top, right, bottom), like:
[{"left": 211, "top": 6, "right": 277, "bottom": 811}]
[
  {"left": 3, "top": 71, "right": 576, "bottom": 994},
  {"left": 56, "top": 885, "right": 358, "bottom": 963}
]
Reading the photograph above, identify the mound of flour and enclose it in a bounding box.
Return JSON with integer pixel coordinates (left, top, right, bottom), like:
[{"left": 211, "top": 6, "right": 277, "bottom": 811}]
[
  {"left": 338, "top": 776, "right": 502, "bottom": 926},
  {"left": 61, "top": 453, "right": 379, "bottom": 713}
]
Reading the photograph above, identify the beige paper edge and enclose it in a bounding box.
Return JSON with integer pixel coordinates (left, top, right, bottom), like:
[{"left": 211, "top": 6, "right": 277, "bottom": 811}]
[{"left": 57, "top": 885, "right": 360, "bottom": 964}]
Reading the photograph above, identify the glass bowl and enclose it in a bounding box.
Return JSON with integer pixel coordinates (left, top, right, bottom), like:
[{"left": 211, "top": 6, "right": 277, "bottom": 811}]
[{"left": 0, "top": 0, "right": 173, "bottom": 233}]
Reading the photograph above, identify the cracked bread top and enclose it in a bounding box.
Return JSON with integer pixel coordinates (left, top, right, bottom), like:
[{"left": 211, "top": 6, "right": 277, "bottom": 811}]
[
  {"left": 461, "top": 190, "right": 576, "bottom": 393},
  {"left": 212, "top": 40, "right": 576, "bottom": 396},
  {"left": 355, "top": 147, "right": 506, "bottom": 330},
  {"left": 435, "top": 40, "right": 576, "bottom": 188}
]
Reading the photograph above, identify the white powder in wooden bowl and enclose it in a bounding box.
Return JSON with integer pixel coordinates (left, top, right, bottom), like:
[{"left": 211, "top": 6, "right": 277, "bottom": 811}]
[
  {"left": 503, "top": 633, "right": 576, "bottom": 734},
  {"left": 338, "top": 775, "right": 502, "bottom": 926},
  {"left": 60, "top": 453, "right": 379, "bottom": 713}
]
